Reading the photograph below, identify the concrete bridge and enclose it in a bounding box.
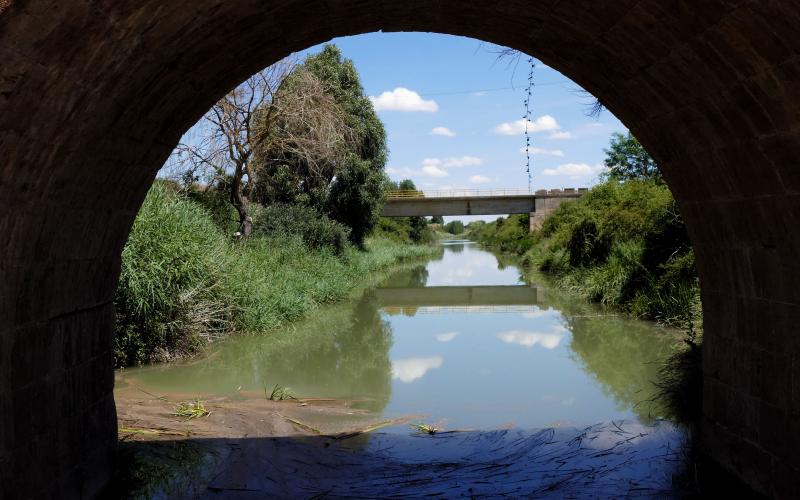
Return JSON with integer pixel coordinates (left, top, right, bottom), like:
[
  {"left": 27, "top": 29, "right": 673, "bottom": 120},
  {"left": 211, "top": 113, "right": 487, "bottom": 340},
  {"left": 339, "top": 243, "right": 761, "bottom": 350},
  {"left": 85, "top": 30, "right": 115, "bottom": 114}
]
[
  {"left": 383, "top": 189, "right": 586, "bottom": 230},
  {"left": 2, "top": 1, "right": 800, "bottom": 497}
]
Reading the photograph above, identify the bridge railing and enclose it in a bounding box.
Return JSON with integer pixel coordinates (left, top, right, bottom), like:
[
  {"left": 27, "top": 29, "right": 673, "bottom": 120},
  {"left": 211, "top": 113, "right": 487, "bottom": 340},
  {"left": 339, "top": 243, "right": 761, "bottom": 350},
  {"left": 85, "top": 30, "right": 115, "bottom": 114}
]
[
  {"left": 386, "top": 188, "right": 533, "bottom": 199},
  {"left": 386, "top": 187, "right": 589, "bottom": 199}
]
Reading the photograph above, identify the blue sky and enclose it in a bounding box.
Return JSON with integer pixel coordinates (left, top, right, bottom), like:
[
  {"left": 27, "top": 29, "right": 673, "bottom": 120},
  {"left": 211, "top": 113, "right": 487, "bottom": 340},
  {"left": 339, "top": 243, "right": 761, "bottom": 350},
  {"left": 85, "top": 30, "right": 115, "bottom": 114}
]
[{"left": 300, "top": 32, "right": 628, "bottom": 200}]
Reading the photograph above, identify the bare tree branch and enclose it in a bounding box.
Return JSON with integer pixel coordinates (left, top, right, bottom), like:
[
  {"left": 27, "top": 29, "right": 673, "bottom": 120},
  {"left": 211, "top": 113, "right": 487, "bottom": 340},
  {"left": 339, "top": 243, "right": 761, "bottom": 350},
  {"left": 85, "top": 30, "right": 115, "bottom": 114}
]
[{"left": 166, "top": 57, "right": 298, "bottom": 238}]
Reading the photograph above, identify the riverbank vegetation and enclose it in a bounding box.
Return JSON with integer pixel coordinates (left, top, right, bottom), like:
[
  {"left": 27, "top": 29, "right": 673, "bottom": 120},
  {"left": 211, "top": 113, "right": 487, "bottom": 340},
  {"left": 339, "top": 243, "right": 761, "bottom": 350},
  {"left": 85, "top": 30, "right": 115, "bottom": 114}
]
[
  {"left": 469, "top": 133, "right": 703, "bottom": 424},
  {"left": 115, "top": 183, "right": 436, "bottom": 367},
  {"left": 470, "top": 133, "right": 699, "bottom": 328},
  {"left": 115, "top": 45, "right": 438, "bottom": 367},
  {"left": 375, "top": 179, "right": 437, "bottom": 244}
]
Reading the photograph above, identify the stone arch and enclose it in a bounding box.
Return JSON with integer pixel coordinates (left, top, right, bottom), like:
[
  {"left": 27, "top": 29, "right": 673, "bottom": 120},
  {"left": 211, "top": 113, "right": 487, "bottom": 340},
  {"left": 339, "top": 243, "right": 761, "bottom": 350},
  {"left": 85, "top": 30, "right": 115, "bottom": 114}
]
[{"left": 1, "top": 1, "right": 799, "bottom": 497}]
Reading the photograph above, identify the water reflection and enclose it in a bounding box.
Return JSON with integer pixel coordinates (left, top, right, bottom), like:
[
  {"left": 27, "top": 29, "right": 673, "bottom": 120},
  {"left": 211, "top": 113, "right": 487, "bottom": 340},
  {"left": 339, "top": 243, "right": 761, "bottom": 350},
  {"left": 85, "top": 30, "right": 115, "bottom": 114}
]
[
  {"left": 117, "top": 241, "right": 679, "bottom": 429},
  {"left": 391, "top": 356, "right": 444, "bottom": 383},
  {"left": 497, "top": 327, "right": 567, "bottom": 349},
  {"left": 120, "top": 292, "right": 394, "bottom": 412},
  {"left": 434, "top": 331, "right": 459, "bottom": 343}
]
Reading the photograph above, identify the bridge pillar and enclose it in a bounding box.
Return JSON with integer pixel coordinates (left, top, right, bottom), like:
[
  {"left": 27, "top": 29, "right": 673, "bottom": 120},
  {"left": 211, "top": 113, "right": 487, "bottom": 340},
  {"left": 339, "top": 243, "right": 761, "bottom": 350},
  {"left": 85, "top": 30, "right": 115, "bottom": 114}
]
[
  {"left": 529, "top": 189, "right": 587, "bottom": 232},
  {"left": 529, "top": 212, "right": 545, "bottom": 232}
]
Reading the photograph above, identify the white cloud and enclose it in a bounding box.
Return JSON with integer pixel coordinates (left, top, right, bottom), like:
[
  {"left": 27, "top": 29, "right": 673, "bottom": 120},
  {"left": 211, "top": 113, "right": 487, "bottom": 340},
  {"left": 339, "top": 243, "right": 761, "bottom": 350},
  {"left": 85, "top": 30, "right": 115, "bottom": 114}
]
[
  {"left": 385, "top": 166, "right": 413, "bottom": 177},
  {"left": 472, "top": 91, "right": 487, "bottom": 97},
  {"left": 435, "top": 332, "right": 460, "bottom": 343},
  {"left": 421, "top": 164, "right": 449, "bottom": 178},
  {"left": 391, "top": 357, "right": 444, "bottom": 383},
  {"left": 549, "top": 131, "right": 573, "bottom": 140},
  {"left": 497, "top": 327, "right": 567, "bottom": 350},
  {"left": 493, "top": 115, "right": 560, "bottom": 135},
  {"left": 469, "top": 175, "right": 491, "bottom": 184},
  {"left": 542, "top": 163, "right": 606, "bottom": 177},
  {"left": 521, "top": 147, "right": 565, "bottom": 157},
  {"left": 422, "top": 156, "right": 482, "bottom": 169},
  {"left": 369, "top": 87, "right": 439, "bottom": 112},
  {"left": 432, "top": 126, "right": 456, "bottom": 137},
  {"left": 387, "top": 156, "right": 483, "bottom": 180}
]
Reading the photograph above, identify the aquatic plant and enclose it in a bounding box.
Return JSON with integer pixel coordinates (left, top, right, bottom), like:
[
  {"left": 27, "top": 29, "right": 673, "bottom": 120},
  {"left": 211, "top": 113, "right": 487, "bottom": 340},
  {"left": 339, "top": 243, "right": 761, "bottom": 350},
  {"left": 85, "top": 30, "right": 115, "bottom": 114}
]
[
  {"left": 266, "top": 384, "right": 296, "bottom": 401},
  {"left": 172, "top": 399, "right": 211, "bottom": 419},
  {"left": 410, "top": 422, "right": 439, "bottom": 435}
]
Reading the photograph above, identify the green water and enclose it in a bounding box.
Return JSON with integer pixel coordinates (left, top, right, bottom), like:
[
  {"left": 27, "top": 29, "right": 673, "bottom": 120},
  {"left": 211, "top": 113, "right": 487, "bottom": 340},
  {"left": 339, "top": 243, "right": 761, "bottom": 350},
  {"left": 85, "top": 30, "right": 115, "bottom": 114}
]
[{"left": 117, "top": 241, "right": 679, "bottom": 430}]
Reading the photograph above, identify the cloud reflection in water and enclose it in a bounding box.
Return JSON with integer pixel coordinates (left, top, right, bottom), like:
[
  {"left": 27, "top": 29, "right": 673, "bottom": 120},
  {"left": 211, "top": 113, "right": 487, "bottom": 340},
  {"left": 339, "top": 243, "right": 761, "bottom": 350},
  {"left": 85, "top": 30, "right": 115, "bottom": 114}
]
[
  {"left": 391, "top": 356, "right": 444, "bottom": 382},
  {"left": 434, "top": 331, "right": 460, "bottom": 342},
  {"left": 497, "top": 326, "right": 567, "bottom": 349}
]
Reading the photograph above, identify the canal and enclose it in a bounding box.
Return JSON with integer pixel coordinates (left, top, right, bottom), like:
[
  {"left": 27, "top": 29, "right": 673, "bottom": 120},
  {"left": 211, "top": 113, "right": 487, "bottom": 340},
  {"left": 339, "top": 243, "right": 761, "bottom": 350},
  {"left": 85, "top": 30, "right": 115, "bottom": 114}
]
[{"left": 117, "top": 240, "right": 680, "bottom": 433}]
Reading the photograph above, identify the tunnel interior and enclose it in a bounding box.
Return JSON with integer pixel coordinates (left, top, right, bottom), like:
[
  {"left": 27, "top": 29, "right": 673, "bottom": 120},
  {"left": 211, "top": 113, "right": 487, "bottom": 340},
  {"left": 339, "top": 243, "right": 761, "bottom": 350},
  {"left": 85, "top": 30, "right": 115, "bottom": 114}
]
[{"left": 1, "top": 1, "right": 800, "bottom": 497}]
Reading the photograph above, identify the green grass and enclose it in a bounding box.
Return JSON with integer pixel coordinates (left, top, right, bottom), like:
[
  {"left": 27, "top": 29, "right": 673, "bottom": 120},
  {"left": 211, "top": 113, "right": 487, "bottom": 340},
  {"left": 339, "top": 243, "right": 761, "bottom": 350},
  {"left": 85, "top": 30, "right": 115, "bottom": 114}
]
[
  {"left": 114, "top": 183, "right": 437, "bottom": 367},
  {"left": 222, "top": 235, "right": 436, "bottom": 333}
]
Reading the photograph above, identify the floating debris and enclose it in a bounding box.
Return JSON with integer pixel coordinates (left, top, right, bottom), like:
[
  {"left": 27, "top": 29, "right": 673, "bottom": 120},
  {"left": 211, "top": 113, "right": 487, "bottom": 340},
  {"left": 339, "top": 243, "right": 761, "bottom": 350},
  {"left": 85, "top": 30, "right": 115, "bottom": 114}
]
[
  {"left": 172, "top": 399, "right": 211, "bottom": 419},
  {"left": 281, "top": 415, "right": 321, "bottom": 434},
  {"left": 410, "top": 422, "right": 439, "bottom": 435}
]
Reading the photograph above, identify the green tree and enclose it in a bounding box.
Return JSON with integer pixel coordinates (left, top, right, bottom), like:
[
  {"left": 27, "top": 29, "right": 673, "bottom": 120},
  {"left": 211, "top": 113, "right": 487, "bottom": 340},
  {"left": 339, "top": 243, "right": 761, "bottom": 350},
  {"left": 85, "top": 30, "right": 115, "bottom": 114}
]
[
  {"left": 444, "top": 220, "right": 465, "bottom": 235},
  {"left": 326, "top": 153, "right": 387, "bottom": 247},
  {"left": 254, "top": 45, "right": 389, "bottom": 246},
  {"left": 430, "top": 215, "right": 444, "bottom": 225},
  {"left": 393, "top": 179, "right": 428, "bottom": 242},
  {"left": 602, "top": 131, "right": 661, "bottom": 183}
]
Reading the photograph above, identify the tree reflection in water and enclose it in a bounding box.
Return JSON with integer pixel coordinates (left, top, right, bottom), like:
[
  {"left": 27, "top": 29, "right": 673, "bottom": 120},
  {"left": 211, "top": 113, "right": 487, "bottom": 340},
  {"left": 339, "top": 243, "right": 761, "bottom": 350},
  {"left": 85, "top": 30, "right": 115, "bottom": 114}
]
[
  {"left": 529, "top": 273, "right": 679, "bottom": 422},
  {"left": 127, "top": 291, "right": 394, "bottom": 413}
]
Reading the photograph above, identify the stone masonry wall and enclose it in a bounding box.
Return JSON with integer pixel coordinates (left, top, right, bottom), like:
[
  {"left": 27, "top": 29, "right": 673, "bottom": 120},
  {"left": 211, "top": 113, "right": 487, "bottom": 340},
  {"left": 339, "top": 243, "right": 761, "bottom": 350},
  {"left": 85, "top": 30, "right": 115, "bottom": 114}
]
[{"left": 2, "top": 1, "right": 800, "bottom": 497}]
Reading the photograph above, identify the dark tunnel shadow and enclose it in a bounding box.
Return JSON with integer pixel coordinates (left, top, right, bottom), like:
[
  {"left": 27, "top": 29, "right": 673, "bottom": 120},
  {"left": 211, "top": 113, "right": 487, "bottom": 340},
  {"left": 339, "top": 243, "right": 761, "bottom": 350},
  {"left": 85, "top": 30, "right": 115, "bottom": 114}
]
[{"left": 107, "top": 421, "right": 690, "bottom": 498}]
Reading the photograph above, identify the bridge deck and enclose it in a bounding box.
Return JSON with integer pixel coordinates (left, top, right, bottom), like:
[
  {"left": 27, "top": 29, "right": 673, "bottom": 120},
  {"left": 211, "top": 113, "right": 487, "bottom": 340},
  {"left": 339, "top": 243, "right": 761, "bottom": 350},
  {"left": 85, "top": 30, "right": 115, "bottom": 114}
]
[{"left": 382, "top": 189, "right": 586, "bottom": 217}]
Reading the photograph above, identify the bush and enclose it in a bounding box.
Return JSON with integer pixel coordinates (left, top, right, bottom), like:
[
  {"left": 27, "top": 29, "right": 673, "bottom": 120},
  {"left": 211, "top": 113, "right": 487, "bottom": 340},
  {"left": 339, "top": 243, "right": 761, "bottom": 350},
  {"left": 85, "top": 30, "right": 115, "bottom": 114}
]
[
  {"left": 115, "top": 183, "right": 232, "bottom": 366},
  {"left": 186, "top": 183, "right": 239, "bottom": 234},
  {"left": 253, "top": 203, "right": 350, "bottom": 254},
  {"left": 537, "top": 180, "right": 698, "bottom": 325},
  {"left": 566, "top": 219, "right": 611, "bottom": 267},
  {"left": 444, "top": 220, "right": 465, "bottom": 235},
  {"left": 471, "top": 179, "right": 700, "bottom": 327},
  {"left": 373, "top": 216, "right": 436, "bottom": 244},
  {"left": 373, "top": 217, "right": 411, "bottom": 243},
  {"left": 115, "top": 185, "right": 439, "bottom": 366},
  {"left": 467, "top": 214, "right": 534, "bottom": 254}
]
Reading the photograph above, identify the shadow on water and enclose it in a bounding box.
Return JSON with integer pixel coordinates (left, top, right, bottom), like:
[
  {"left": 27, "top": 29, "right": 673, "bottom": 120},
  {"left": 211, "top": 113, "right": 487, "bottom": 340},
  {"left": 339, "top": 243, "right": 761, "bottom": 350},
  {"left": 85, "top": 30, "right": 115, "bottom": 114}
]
[{"left": 109, "top": 421, "right": 687, "bottom": 498}]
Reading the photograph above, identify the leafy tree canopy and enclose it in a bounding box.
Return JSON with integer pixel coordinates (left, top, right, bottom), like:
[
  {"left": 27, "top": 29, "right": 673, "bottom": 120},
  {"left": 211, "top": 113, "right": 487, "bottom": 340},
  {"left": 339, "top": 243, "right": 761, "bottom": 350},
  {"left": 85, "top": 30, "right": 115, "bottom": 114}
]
[
  {"left": 602, "top": 132, "right": 661, "bottom": 183},
  {"left": 444, "top": 220, "right": 465, "bottom": 235},
  {"left": 253, "top": 44, "right": 389, "bottom": 247},
  {"left": 398, "top": 179, "right": 417, "bottom": 191}
]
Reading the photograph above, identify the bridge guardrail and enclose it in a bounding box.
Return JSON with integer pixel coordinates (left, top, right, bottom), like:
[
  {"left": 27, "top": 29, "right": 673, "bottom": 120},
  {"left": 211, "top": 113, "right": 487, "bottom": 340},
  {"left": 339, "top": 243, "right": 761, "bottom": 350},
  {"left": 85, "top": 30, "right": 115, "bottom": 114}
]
[{"left": 386, "top": 188, "right": 588, "bottom": 199}]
